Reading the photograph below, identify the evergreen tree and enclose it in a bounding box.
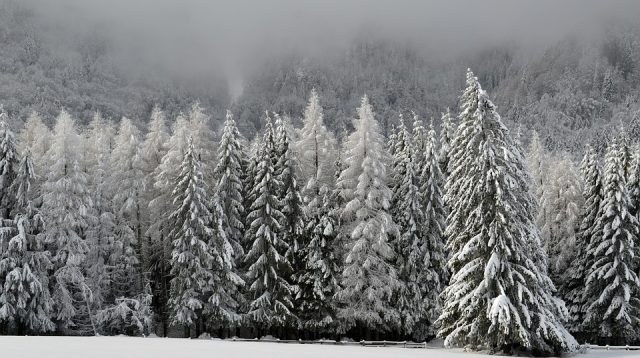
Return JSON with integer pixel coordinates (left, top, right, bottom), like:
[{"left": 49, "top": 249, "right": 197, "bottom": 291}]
[
  {"left": 82, "top": 112, "right": 116, "bottom": 322},
  {"left": 390, "top": 114, "right": 421, "bottom": 336},
  {"left": 275, "top": 114, "right": 306, "bottom": 318},
  {"left": 213, "top": 110, "right": 246, "bottom": 269},
  {"left": 40, "top": 110, "right": 94, "bottom": 334},
  {"left": 109, "top": 117, "right": 145, "bottom": 294},
  {"left": 413, "top": 120, "right": 448, "bottom": 341},
  {"left": 168, "top": 138, "right": 216, "bottom": 335},
  {"left": 140, "top": 106, "right": 169, "bottom": 271},
  {"left": 582, "top": 137, "right": 640, "bottom": 344},
  {"left": 149, "top": 114, "right": 190, "bottom": 334},
  {"left": 0, "top": 115, "right": 19, "bottom": 219},
  {"left": 437, "top": 70, "right": 576, "bottom": 355},
  {"left": 335, "top": 95, "right": 400, "bottom": 333},
  {"left": 562, "top": 145, "right": 602, "bottom": 335},
  {"left": 244, "top": 113, "right": 294, "bottom": 331},
  {"left": 0, "top": 149, "right": 55, "bottom": 334},
  {"left": 628, "top": 144, "right": 640, "bottom": 220}
]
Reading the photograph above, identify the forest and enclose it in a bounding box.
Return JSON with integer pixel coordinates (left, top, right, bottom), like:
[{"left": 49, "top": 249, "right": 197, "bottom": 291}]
[{"left": 2, "top": 1, "right": 640, "bottom": 357}]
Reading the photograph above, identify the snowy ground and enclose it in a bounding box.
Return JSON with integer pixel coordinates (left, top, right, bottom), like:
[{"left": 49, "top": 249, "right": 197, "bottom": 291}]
[{"left": 1, "top": 336, "right": 639, "bottom": 358}]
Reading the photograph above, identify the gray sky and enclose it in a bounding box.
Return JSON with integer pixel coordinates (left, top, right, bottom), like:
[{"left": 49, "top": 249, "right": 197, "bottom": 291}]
[{"left": 24, "top": 0, "right": 640, "bottom": 82}]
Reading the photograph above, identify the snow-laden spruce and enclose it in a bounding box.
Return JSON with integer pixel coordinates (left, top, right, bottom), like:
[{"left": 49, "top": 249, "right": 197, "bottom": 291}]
[
  {"left": 82, "top": 113, "right": 116, "bottom": 326},
  {"left": 0, "top": 147, "right": 55, "bottom": 334},
  {"left": 628, "top": 144, "right": 640, "bottom": 220},
  {"left": 168, "top": 137, "right": 237, "bottom": 334},
  {"left": 39, "top": 110, "right": 95, "bottom": 334},
  {"left": 109, "top": 117, "right": 144, "bottom": 298},
  {"left": 582, "top": 136, "right": 640, "bottom": 344},
  {"left": 561, "top": 145, "right": 602, "bottom": 335},
  {"left": 0, "top": 116, "right": 19, "bottom": 219},
  {"left": 148, "top": 114, "right": 190, "bottom": 331},
  {"left": 437, "top": 70, "right": 577, "bottom": 355},
  {"left": 214, "top": 110, "right": 246, "bottom": 266},
  {"left": 244, "top": 112, "right": 295, "bottom": 330},
  {"left": 415, "top": 119, "right": 448, "bottom": 341},
  {"left": 335, "top": 95, "right": 400, "bottom": 333},
  {"left": 390, "top": 114, "right": 421, "bottom": 336}
]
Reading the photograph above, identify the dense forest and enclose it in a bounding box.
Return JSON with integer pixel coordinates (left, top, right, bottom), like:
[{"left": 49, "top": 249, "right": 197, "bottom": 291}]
[{"left": 2, "top": 1, "right": 640, "bottom": 356}]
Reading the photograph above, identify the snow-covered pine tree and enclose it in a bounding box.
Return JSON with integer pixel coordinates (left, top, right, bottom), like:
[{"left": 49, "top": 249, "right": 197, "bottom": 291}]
[
  {"left": 0, "top": 115, "right": 19, "bottom": 220},
  {"left": 244, "top": 112, "right": 294, "bottom": 332},
  {"left": 40, "top": 110, "right": 95, "bottom": 334},
  {"left": 335, "top": 95, "right": 400, "bottom": 334},
  {"left": 82, "top": 112, "right": 116, "bottom": 324},
  {"left": 275, "top": 114, "right": 306, "bottom": 321},
  {"left": 546, "top": 154, "right": 583, "bottom": 285},
  {"left": 168, "top": 137, "right": 216, "bottom": 336},
  {"left": 140, "top": 106, "right": 169, "bottom": 271},
  {"left": 0, "top": 149, "right": 55, "bottom": 334},
  {"left": 413, "top": 119, "right": 448, "bottom": 341},
  {"left": 109, "top": 117, "right": 145, "bottom": 298},
  {"left": 148, "top": 114, "right": 190, "bottom": 335},
  {"left": 561, "top": 145, "right": 602, "bottom": 335},
  {"left": 390, "top": 114, "right": 423, "bottom": 336},
  {"left": 628, "top": 144, "right": 640, "bottom": 220},
  {"left": 437, "top": 70, "right": 577, "bottom": 355},
  {"left": 213, "top": 110, "right": 246, "bottom": 271},
  {"left": 205, "top": 190, "right": 244, "bottom": 331},
  {"left": 439, "top": 108, "right": 455, "bottom": 177},
  {"left": 293, "top": 91, "right": 338, "bottom": 334},
  {"left": 582, "top": 137, "right": 640, "bottom": 344}
]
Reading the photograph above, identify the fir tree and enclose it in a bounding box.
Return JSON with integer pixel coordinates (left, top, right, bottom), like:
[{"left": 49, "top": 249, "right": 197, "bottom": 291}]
[
  {"left": 109, "top": 117, "right": 145, "bottom": 293},
  {"left": 83, "top": 112, "right": 116, "bottom": 322},
  {"left": 335, "top": 95, "right": 400, "bottom": 333},
  {"left": 0, "top": 115, "right": 19, "bottom": 219},
  {"left": 40, "top": 110, "right": 94, "bottom": 334},
  {"left": 168, "top": 137, "right": 216, "bottom": 334},
  {"left": 582, "top": 137, "right": 640, "bottom": 344},
  {"left": 390, "top": 114, "right": 420, "bottom": 335},
  {"left": 275, "top": 114, "right": 306, "bottom": 312},
  {"left": 414, "top": 120, "right": 448, "bottom": 341},
  {"left": 562, "top": 145, "right": 602, "bottom": 335},
  {"left": 244, "top": 113, "right": 294, "bottom": 331},
  {"left": 213, "top": 110, "right": 246, "bottom": 268},
  {"left": 0, "top": 150, "right": 55, "bottom": 334},
  {"left": 437, "top": 70, "right": 577, "bottom": 355}
]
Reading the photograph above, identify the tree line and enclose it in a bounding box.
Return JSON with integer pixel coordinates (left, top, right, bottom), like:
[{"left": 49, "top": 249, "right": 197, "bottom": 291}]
[{"left": 1, "top": 69, "right": 637, "bottom": 356}]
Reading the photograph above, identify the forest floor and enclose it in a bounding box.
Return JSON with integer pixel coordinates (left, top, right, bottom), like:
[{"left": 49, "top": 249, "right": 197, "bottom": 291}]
[{"left": 1, "top": 335, "right": 638, "bottom": 358}]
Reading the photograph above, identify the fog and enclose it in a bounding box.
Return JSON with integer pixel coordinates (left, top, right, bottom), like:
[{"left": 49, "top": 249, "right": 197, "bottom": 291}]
[{"left": 22, "top": 0, "right": 640, "bottom": 84}]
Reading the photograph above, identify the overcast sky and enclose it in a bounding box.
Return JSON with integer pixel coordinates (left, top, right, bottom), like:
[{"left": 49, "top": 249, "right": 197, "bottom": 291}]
[{"left": 23, "top": 0, "right": 640, "bottom": 82}]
